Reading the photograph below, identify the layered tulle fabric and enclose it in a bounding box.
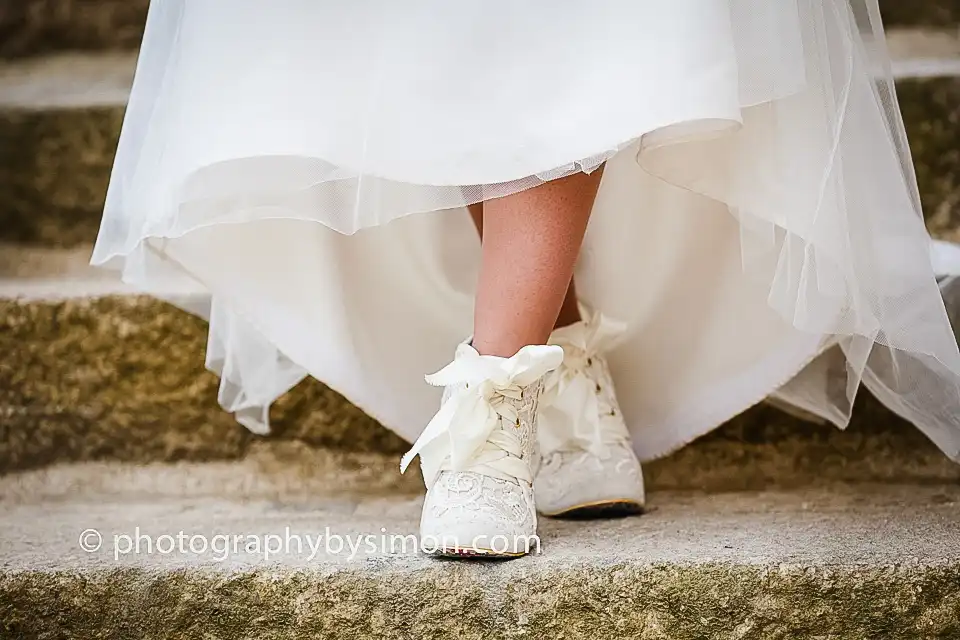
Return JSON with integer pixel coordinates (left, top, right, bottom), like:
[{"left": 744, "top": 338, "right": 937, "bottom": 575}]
[{"left": 93, "top": 0, "right": 960, "bottom": 461}]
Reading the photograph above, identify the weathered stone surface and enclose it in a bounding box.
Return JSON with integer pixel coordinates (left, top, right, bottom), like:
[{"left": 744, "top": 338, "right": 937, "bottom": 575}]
[
  {"left": 0, "top": 444, "right": 424, "bottom": 504},
  {"left": 2, "top": 482, "right": 959, "bottom": 639},
  {"left": 899, "top": 78, "right": 960, "bottom": 243},
  {"left": 4, "top": 293, "right": 960, "bottom": 486},
  {"left": 880, "top": 0, "right": 960, "bottom": 26},
  {"left": 0, "top": 0, "right": 148, "bottom": 58},
  {"left": 0, "top": 294, "right": 409, "bottom": 473},
  {"left": 2, "top": 77, "right": 957, "bottom": 247},
  {"left": 0, "top": 52, "right": 134, "bottom": 109},
  {"left": 0, "top": 107, "right": 119, "bottom": 246}
]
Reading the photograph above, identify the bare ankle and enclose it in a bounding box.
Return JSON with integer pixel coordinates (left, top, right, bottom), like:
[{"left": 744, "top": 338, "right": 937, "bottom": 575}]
[{"left": 472, "top": 327, "right": 553, "bottom": 357}]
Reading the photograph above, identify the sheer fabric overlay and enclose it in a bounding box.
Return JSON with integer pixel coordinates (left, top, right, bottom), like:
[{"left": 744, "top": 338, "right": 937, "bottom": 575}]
[{"left": 93, "top": 0, "right": 960, "bottom": 461}]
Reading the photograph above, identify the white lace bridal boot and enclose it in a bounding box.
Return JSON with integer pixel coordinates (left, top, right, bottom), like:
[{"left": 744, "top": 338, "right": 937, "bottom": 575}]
[
  {"left": 401, "top": 342, "right": 563, "bottom": 557},
  {"left": 534, "top": 308, "right": 646, "bottom": 517}
]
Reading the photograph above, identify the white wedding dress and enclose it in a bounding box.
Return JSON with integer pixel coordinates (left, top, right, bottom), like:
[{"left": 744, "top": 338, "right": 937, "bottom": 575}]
[{"left": 93, "top": 0, "right": 960, "bottom": 463}]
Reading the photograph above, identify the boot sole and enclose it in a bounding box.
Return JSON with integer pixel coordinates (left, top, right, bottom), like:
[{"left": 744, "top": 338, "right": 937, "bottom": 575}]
[
  {"left": 427, "top": 546, "right": 528, "bottom": 559},
  {"left": 541, "top": 499, "right": 645, "bottom": 519}
]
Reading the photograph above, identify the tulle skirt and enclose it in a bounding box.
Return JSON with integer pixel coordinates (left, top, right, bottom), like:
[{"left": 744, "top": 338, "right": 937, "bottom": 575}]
[{"left": 93, "top": 0, "right": 960, "bottom": 462}]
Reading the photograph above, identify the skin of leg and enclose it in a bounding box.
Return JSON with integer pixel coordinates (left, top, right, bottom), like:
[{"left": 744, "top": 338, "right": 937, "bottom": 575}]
[
  {"left": 471, "top": 168, "right": 603, "bottom": 357},
  {"left": 468, "top": 204, "right": 583, "bottom": 333}
]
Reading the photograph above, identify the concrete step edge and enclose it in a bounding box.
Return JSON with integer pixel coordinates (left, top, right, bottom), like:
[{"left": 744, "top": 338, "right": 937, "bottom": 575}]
[
  {"left": 0, "top": 444, "right": 420, "bottom": 505},
  {"left": 0, "top": 244, "right": 204, "bottom": 300},
  {"left": 2, "top": 483, "right": 958, "bottom": 639}
]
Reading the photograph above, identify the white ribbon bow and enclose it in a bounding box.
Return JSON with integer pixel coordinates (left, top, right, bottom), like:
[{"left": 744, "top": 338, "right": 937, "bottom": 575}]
[
  {"left": 400, "top": 343, "right": 564, "bottom": 487},
  {"left": 539, "top": 307, "right": 627, "bottom": 459}
]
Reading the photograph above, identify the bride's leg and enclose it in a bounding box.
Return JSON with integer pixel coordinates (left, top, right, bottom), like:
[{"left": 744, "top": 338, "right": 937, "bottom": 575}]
[
  {"left": 470, "top": 169, "right": 603, "bottom": 357},
  {"left": 408, "top": 170, "right": 605, "bottom": 557},
  {"left": 469, "top": 203, "right": 584, "bottom": 332},
  {"left": 472, "top": 172, "right": 646, "bottom": 520}
]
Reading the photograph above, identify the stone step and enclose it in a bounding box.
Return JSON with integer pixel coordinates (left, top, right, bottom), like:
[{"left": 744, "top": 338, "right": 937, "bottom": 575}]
[
  {"left": 2, "top": 43, "right": 959, "bottom": 248},
  {"left": 878, "top": 1, "right": 960, "bottom": 27},
  {"left": 1, "top": 1, "right": 958, "bottom": 58},
  {"left": 4, "top": 245, "right": 960, "bottom": 486},
  {"left": 0, "top": 1, "right": 148, "bottom": 59},
  {"left": 1, "top": 463, "right": 958, "bottom": 639}
]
